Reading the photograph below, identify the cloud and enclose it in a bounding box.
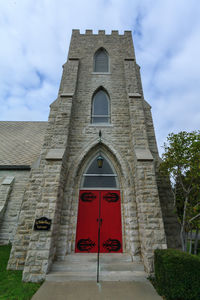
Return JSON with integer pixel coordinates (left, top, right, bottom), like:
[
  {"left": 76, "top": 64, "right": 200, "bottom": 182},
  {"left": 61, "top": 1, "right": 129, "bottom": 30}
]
[
  {"left": 0, "top": 0, "right": 200, "bottom": 154},
  {"left": 134, "top": 0, "right": 200, "bottom": 153}
]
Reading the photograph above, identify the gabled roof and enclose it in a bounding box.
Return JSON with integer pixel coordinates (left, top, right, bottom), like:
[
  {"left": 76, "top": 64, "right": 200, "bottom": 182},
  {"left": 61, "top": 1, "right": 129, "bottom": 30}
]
[{"left": 0, "top": 121, "right": 48, "bottom": 167}]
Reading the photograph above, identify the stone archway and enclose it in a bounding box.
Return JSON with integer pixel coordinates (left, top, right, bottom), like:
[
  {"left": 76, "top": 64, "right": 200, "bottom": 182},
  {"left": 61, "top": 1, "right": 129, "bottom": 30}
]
[{"left": 55, "top": 141, "right": 141, "bottom": 261}]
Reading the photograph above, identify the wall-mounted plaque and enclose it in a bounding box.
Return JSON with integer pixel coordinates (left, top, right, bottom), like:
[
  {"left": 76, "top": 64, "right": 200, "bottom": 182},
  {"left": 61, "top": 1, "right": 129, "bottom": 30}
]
[{"left": 34, "top": 217, "right": 51, "bottom": 231}]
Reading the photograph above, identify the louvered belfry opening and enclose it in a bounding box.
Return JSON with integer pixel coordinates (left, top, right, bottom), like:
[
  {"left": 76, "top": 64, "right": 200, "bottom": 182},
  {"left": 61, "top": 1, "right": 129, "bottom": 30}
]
[{"left": 94, "top": 48, "right": 109, "bottom": 72}]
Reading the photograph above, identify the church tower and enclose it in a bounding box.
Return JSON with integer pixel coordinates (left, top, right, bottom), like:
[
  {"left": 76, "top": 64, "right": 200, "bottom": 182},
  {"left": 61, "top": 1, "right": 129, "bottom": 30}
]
[{"left": 7, "top": 30, "right": 180, "bottom": 282}]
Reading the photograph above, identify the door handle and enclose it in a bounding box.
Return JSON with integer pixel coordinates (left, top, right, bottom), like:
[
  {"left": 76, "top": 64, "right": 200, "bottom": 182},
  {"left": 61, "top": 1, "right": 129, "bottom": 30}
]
[{"left": 97, "top": 218, "right": 103, "bottom": 226}]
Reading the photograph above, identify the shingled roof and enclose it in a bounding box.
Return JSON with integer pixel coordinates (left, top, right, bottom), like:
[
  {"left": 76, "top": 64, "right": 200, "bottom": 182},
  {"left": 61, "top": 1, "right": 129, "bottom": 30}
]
[{"left": 0, "top": 121, "right": 48, "bottom": 167}]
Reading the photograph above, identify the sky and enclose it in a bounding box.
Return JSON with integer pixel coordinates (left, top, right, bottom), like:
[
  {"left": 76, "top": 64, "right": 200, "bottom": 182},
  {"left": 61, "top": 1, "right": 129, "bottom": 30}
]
[{"left": 0, "top": 0, "right": 200, "bottom": 154}]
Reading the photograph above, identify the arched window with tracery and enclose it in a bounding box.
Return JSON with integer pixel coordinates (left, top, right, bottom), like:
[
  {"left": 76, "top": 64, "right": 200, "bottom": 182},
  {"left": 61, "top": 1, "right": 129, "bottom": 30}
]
[
  {"left": 82, "top": 154, "right": 118, "bottom": 188},
  {"left": 94, "top": 48, "right": 109, "bottom": 72},
  {"left": 92, "top": 89, "right": 110, "bottom": 124}
]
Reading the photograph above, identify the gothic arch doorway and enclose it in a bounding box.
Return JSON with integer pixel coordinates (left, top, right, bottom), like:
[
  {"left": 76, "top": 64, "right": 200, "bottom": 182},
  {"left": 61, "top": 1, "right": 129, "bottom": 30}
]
[{"left": 75, "top": 154, "right": 123, "bottom": 253}]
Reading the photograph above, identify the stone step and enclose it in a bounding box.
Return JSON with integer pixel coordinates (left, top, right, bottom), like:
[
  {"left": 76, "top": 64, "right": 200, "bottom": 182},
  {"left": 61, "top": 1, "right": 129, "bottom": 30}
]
[
  {"left": 51, "top": 263, "right": 97, "bottom": 272},
  {"left": 62, "top": 253, "right": 133, "bottom": 263},
  {"left": 46, "top": 270, "right": 146, "bottom": 282},
  {"left": 47, "top": 253, "right": 147, "bottom": 282},
  {"left": 51, "top": 261, "right": 144, "bottom": 272}
]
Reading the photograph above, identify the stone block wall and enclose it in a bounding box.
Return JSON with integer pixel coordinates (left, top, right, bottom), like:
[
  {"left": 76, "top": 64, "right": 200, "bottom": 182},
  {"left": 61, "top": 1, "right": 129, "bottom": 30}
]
[
  {"left": 156, "top": 171, "right": 181, "bottom": 249},
  {"left": 55, "top": 30, "right": 167, "bottom": 269},
  {"left": 134, "top": 161, "right": 167, "bottom": 272},
  {"left": 8, "top": 57, "right": 79, "bottom": 281},
  {"left": 0, "top": 170, "right": 30, "bottom": 245},
  {"left": 0, "top": 176, "right": 14, "bottom": 220},
  {"left": 142, "top": 99, "right": 181, "bottom": 249}
]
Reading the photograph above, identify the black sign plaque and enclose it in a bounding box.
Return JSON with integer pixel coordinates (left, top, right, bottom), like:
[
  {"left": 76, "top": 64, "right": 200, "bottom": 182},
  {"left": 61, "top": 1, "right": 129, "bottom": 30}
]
[{"left": 34, "top": 217, "right": 51, "bottom": 231}]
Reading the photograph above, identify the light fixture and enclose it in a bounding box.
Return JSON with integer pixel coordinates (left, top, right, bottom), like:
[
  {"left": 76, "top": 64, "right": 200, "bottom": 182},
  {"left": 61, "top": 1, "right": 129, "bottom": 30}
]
[{"left": 97, "top": 154, "right": 103, "bottom": 168}]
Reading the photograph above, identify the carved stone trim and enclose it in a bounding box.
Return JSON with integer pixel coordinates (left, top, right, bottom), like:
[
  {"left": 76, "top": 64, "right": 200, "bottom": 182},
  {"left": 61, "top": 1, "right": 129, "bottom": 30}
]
[
  {"left": 135, "top": 148, "right": 153, "bottom": 161},
  {"left": 45, "top": 149, "right": 65, "bottom": 160},
  {"left": 128, "top": 93, "right": 141, "bottom": 98}
]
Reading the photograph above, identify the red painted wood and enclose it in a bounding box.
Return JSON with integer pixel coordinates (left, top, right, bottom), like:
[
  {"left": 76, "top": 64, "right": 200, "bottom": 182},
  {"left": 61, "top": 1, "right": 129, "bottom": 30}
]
[
  {"left": 75, "top": 190, "right": 99, "bottom": 253},
  {"left": 100, "top": 190, "right": 123, "bottom": 253},
  {"left": 75, "top": 190, "right": 122, "bottom": 253}
]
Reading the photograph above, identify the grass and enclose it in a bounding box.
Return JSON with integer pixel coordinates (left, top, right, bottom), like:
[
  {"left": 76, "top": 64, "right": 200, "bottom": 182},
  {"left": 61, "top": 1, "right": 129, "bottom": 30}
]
[{"left": 0, "top": 244, "right": 42, "bottom": 300}]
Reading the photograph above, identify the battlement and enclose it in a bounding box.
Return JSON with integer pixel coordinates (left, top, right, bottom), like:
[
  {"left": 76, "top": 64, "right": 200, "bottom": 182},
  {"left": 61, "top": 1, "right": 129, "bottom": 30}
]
[
  {"left": 69, "top": 28, "right": 135, "bottom": 62},
  {"left": 72, "top": 29, "right": 132, "bottom": 37}
]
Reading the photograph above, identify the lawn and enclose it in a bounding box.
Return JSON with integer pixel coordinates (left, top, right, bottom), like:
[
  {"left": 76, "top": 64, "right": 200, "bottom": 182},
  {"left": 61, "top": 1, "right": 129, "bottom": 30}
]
[{"left": 0, "top": 244, "right": 42, "bottom": 300}]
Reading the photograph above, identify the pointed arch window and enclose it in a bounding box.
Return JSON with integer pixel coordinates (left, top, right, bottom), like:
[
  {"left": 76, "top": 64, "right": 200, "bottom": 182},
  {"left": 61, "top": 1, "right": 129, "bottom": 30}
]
[
  {"left": 94, "top": 48, "right": 109, "bottom": 72},
  {"left": 82, "top": 154, "right": 118, "bottom": 188},
  {"left": 92, "top": 90, "right": 110, "bottom": 124}
]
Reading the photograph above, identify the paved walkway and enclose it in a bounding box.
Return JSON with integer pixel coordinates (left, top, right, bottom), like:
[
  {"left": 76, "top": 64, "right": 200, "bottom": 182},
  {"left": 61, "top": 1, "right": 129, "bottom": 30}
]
[{"left": 32, "top": 281, "right": 163, "bottom": 300}]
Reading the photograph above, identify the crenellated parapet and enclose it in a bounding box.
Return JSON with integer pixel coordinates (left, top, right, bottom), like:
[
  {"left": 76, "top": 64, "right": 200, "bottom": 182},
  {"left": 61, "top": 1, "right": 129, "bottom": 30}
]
[{"left": 72, "top": 29, "right": 132, "bottom": 36}]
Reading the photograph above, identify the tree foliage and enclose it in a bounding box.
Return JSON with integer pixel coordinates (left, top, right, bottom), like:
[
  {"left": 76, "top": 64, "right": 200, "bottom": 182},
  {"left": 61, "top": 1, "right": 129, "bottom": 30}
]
[{"left": 160, "top": 131, "right": 200, "bottom": 252}]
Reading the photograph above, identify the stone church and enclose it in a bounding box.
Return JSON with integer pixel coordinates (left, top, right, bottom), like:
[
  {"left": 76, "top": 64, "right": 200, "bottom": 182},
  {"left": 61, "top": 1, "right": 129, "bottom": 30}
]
[{"left": 0, "top": 29, "right": 180, "bottom": 282}]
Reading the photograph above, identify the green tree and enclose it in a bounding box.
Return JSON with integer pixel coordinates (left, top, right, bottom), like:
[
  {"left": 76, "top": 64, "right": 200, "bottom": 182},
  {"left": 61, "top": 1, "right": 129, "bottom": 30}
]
[{"left": 160, "top": 131, "right": 200, "bottom": 252}]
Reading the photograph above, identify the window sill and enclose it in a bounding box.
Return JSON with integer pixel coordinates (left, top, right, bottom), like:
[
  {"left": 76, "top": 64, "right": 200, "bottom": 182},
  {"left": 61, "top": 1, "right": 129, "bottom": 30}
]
[
  {"left": 89, "top": 124, "right": 113, "bottom": 127},
  {"left": 91, "top": 72, "right": 111, "bottom": 75}
]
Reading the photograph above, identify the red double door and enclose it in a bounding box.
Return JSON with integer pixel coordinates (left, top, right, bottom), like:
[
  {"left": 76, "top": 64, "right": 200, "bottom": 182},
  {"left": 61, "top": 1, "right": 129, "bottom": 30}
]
[{"left": 75, "top": 190, "right": 123, "bottom": 253}]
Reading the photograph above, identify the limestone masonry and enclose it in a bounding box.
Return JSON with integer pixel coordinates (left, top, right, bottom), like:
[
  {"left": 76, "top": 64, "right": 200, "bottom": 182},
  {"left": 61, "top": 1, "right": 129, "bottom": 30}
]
[{"left": 0, "top": 30, "right": 181, "bottom": 282}]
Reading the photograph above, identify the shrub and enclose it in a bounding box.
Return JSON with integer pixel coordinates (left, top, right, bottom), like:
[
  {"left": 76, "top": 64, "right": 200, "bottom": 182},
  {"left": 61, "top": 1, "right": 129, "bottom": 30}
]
[{"left": 154, "top": 249, "right": 200, "bottom": 300}]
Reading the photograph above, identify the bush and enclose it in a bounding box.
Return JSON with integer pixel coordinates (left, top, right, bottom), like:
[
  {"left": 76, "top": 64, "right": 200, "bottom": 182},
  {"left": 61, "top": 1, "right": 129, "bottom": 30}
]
[{"left": 154, "top": 249, "right": 200, "bottom": 300}]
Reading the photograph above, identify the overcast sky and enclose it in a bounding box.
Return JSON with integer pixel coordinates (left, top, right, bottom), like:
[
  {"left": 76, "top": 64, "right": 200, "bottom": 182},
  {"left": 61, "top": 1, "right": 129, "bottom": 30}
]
[{"left": 0, "top": 0, "right": 200, "bottom": 154}]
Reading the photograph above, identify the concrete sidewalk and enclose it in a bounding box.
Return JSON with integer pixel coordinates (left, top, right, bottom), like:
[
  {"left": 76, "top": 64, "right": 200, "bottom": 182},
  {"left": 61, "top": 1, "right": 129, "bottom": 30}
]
[{"left": 32, "top": 281, "right": 163, "bottom": 300}]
